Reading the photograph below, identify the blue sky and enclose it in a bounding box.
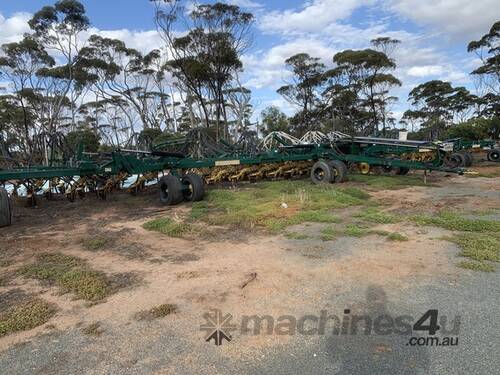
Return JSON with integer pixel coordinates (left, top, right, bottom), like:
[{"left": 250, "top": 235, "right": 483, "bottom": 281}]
[{"left": 1, "top": 0, "right": 498, "bottom": 123}]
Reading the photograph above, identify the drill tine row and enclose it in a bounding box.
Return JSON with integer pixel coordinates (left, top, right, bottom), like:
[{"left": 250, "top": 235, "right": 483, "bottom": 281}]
[
  {"left": 127, "top": 172, "right": 158, "bottom": 194},
  {"left": 192, "top": 161, "right": 314, "bottom": 185},
  {"left": 7, "top": 171, "right": 134, "bottom": 204},
  {"left": 400, "top": 151, "right": 437, "bottom": 162}
]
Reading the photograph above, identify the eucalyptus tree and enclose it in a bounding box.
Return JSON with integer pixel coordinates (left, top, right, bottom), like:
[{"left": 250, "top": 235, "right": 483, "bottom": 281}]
[
  {"left": 468, "top": 21, "right": 499, "bottom": 122},
  {"left": 0, "top": 95, "right": 36, "bottom": 160},
  {"left": 0, "top": 37, "right": 55, "bottom": 156},
  {"left": 323, "top": 49, "right": 401, "bottom": 135},
  {"left": 370, "top": 37, "right": 401, "bottom": 58},
  {"left": 277, "top": 53, "right": 326, "bottom": 134},
  {"left": 28, "top": 0, "right": 90, "bottom": 136},
  {"left": 224, "top": 82, "right": 252, "bottom": 136},
  {"left": 154, "top": 1, "right": 254, "bottom": 139},
  {"left": 403, "top": 80, "right": 475, "bottom": 139},
  {"left": 77, "top": 35, "right": 175, "bottom": 135},
  {"left": 468, "top": 21, "right": 500, "bottom": 94},
  {"left": 370, "top": 37, "right": 401, "bottom": 133},
  {"left": 77, "top": 97, "right": 133, "bottom": 147},
  {"left": 329, "top": 49, "right": 401, "bottom": 133},
  {"left": 260, "top": 106, "right": 290, "bottom": 136}
]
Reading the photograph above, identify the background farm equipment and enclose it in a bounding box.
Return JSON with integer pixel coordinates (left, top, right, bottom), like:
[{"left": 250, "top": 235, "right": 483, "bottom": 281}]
[
  {"left": 0, "top": 130, "right": 469, "bottom": 227},
  {"left": 443, "top": 138, "right": 500, "bottom": 166}
]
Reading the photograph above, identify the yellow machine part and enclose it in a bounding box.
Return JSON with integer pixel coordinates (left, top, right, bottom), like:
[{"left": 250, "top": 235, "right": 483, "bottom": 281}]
[
  {"left": 192, "top": 161, "right": 314, "bottom": 185},
  {"left": 358, "top": 163, "right": 370, "bottom": 174},
  {"left": 400, "top": 151, "right": 437, "bottom": 162}
]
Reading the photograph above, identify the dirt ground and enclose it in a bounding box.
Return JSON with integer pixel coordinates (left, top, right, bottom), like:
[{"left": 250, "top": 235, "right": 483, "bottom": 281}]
[{"left": 1, "top": 164, "right": 499, "bottom": 374}]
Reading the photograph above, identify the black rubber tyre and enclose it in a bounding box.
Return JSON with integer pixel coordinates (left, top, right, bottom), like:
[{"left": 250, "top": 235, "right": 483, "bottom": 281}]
[
  {"left": 487, "top": 149, "right": 500, "bottom": 162},
  {"left": 159, "top": 174, "right": 183, "bottom": 205},
  {"left": 310, "top": 161, "right": 333, "bottom": 184},
  {"left": 0, "top": 187, "right": 12, "bottom": 228},
  {"left": 327, "top": 160, "right": 348, "bottom": 183},
  {"left": 379, "top": 165, "right": 400, "bottom": 175},
  {"left": 397, "top": 167, "right": 410, "bottom": 175},
  {"left": 446, "top": 153, "right": 465, "bottom": 168},
  {"left": 370, "top": 166, "right": 384, "bottom": 175},
  {"left": 181, "top": 173, "right": 205, "bottom": 202},
  {"left": 461, "top": 152, "right": 473, "bottom": 167},
  {"left": 455, "top": 153, "right": 466, "bottom": 167}
]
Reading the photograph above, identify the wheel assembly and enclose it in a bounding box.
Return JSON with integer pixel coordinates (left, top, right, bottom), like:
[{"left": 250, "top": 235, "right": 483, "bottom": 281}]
[
  {"left": 370, "top": 166, "right": 384, "bottom": 175},
  {"left": 445, "top": 153, "right": 465, "bottom": 168},
  {"left": 0, "top": 187, "right": 12, "bottom": 228},
  {"left": 379, "top": 165, "right": 400, "bottom": 175},
  {"left": 159, "top": 174, "right": 184, "bottom": 205},
  {"left": 461, "top": 152, "right": 473, "bottom": 167},
  {"left": 181, "top": 173, "right": 205, "bottom": 202},
  {"left": 358, "top": 163, "right": 370, "bottom": 174},
  {"left": 310, "top": 161, "right": 333, "bottom": 184},
  {"left": 397, "top": 167, "right": 410, "bottom": 175},
  {"left": 487, "top": 149, "right": 500, "bottom": 162},
  {"left": 327, "top": 160, "right": 348, "bottom": 183}
]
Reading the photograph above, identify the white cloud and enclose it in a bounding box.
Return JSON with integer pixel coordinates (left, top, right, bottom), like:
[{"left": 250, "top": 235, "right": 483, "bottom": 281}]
[
  {"left": 405, "top": 62, "right": 470, "bottom": 84},
  {"left": 260, "top": 39, "right": 335, "bottom": 67},
  {"left": 407, "top": 65, "right": 445, "bottom": 77},
  {"left": 227, "top": 0, "right": 263, "bottom": 9},
  {"left": 390, "top": 0, "right": 499, "bottom": 39},
  {"left": 394, "top": 45, "right": 441, "bottom": 68},
  {"left": 442, "top": 69, "right": 469, "bottom": 84},
  {"left": 242, "top": 39, "right": 337, "bottom": 89},
  {"left": 323, "top": 22, "right": 391, "bottom": 48},
  {"left": 88, "top": 28, "right": 163, "bottom": 54},
  {"left": 0, "top": 12, "right": 31, "bottom": 45},
  {"left": 0, "top": 12, "right": 163, "bottom": 56},
  {"left": 252, "top": 96, "right": 296, "bottom": 119},
  {"left": 259, "top": 0, "right": 371, "bottom": 35}
]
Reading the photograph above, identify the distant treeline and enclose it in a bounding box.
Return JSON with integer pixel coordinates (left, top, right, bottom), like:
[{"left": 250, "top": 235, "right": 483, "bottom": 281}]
[{"left": 0, "top": 1, "right": 498, "bottom": 164}]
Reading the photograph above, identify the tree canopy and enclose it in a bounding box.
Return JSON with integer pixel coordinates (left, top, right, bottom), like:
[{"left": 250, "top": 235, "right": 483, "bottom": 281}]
[{"left": 0, "top": 1, "right": 497, "bottom": 165}]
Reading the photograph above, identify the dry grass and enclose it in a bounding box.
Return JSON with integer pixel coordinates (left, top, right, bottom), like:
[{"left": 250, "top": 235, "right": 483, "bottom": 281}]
[
  {"left": 19, "top": 253, "right": 112, "bottom": 301},
  {"left": 411, "top": 210, "right": 500, "bottom": 271},
  {"left": 412, "top": 211, "right": 500, "bottom": 232},
  {"left": 80, "top": 237, "right": 109, "bottom": 251},
  {"left": 0, "top": 299, "right": 56, "bottom": 337},
  {"left": 134, "top": 304, "right": 178, "bottom": 321},
  {"left": 457, "top": 261, "right": 495, "bottom": 272},
  {"left": 143, "top": 217, "right": 193, "bottom": 238},
  {"left": 82, "top": 321, "right": 104, "bottom": 336},
  {"left": 387, "top": 232, "right": 409, "bottom": 241}
]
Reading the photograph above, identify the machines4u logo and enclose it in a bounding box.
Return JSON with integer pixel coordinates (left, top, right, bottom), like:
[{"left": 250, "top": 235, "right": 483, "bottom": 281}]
[
  {"left": 200, "top": 308, "right": 460, "bottom": 347},
  {"left": 200, "top": 309, "right": 237, "bottom": 346},
  {"left": 407, "top": 309, "right": 460, "bottom": 347}
]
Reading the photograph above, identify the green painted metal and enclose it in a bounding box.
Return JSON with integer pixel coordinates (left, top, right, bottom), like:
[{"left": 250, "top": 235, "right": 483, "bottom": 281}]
[
  {"left": 0, "top": 140, "right": 463, "bottom": 184},
  {"left": 446, "top": 138, "right": 497, "bottom": 152}
]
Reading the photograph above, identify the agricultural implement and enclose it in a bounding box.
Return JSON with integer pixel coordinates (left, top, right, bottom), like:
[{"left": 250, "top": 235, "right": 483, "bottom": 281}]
[
  {"left": 0, "top": 130, "right": 467, "bottom": 228},
  {"left": 444, "top": 138, "right": 500, "bottom": 165}
]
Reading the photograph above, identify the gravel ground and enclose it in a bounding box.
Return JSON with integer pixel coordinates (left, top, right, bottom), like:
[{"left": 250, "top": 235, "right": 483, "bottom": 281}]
[
  {"left": 1, "top": 264, "right": 498, "bottom": 375},
  {"left": 1, "top": 173, "right": 499, "bottom": 375}
]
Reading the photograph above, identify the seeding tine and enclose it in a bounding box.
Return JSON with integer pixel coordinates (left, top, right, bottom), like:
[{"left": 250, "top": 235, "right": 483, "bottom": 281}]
[
  {"left": 127, "top": 174, "right": 142, "bottom": 194},
  {"left": 128, "top": 172, "right": 156, "bottom": 195},
  {"left": 229, "top": 166, "right": 256, "bottom": 181},
  {"left": 65, "top": 177, "right": 78, "bottom": 202}
]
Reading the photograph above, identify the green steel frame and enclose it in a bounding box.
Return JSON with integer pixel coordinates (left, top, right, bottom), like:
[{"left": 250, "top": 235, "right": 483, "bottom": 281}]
[
  {"left": 0, "top": 141, "right": 462, "bottom": 183},
  {"left": 446, "top": 138, "right": 497, "bottom": 152}
]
